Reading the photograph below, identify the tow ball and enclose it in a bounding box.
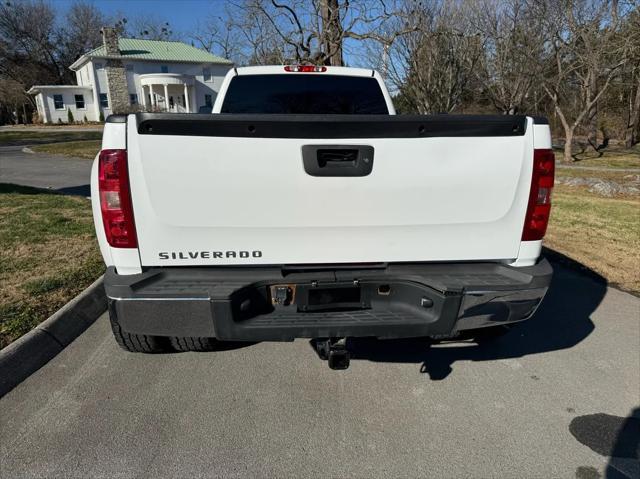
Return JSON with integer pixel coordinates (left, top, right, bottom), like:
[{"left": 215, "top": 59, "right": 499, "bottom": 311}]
[{"left": 312, "top": 337, "right": 351, "bottom": 370}]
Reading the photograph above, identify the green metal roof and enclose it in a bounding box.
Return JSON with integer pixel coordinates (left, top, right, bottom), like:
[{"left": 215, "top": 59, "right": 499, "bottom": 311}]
[{"left": 78, "top": 38, "right": 232, "bottom": 65}]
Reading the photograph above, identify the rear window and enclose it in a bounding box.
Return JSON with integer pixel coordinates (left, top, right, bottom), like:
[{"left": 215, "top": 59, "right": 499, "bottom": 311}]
[{"left": 220, "top": 74, "right": 389, "bottom": 114}]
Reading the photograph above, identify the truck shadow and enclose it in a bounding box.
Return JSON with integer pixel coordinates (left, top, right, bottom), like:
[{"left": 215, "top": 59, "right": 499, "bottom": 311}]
[
  {"left": 57, "top": 184, "right": 90, "bottom": 197},
  {"left": 0, "top": 182, "right": 90, "bottom": 197},
  {"left": 345, "top": 256, "right": 606, "bottom": 380}
]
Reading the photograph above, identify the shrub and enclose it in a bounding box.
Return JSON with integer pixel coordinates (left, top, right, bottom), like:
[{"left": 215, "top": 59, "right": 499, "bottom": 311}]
[
  {"left": 67, "top": 109, "right": 75, "bottom": 124},
  {"left": 99, "top": 111, "right": 104, "bottom": 122},
  {"left": 57, "top": 118, "right": 63, "bottom": 124},
  {"left": 83, "top": 115, "right": 88, "bottom": 123}
]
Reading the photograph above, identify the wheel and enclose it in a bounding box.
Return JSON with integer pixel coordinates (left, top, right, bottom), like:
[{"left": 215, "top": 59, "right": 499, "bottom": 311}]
[
  {"left": 109, "top": 316, "right": 170, "bottom": 353},
  {"left": 169, "top": 336, "right": 217, "bottom": 352}
]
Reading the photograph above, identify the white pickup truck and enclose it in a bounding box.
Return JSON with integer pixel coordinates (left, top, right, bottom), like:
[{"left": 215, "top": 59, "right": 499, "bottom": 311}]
[{"left": 92, "top": 65, "right": 554, "bottom": 369}]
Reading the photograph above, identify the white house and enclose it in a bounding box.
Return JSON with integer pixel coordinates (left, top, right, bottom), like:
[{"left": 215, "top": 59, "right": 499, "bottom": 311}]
[{"left": 28, "top": 28, "right": 233, "bottom": 123}]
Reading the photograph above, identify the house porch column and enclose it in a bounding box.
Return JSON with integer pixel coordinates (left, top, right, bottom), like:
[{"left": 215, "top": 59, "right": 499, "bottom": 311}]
[
  {"left": 163, "top": 84, "right": 169, "bottom": 112},
  {"left": 183, "top": 84, "right": 190, "bottom": 113},
  {"left": 89, "top": 61, "right": 101, "bottom": 121}
]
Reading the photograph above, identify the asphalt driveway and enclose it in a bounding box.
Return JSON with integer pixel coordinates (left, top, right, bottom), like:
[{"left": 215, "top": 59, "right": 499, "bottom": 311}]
[
  {"left": 1, "top": 265, "right": 638, "bottom": 478},
  {"left": 0, "top": 145, "right": 92, "bottom": 196}
]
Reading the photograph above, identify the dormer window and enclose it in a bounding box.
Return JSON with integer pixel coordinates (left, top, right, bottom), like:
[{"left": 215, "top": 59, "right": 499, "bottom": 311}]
[{"left": 161, "top": 65, "right": 169, "bottom": 73}]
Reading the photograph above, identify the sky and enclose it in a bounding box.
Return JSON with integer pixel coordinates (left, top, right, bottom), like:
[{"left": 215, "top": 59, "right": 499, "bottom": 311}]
[
  {"left": 54, "top": 0, "right": 223, "bottom": 34},
  {"left": 51, "top": 0, "right": 375, "bottom": 67}
]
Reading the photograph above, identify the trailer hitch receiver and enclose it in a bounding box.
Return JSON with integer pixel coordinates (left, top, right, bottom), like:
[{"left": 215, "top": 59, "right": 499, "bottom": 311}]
[{"left": 313, "top": 337, "right": 351, "bottom": 370}]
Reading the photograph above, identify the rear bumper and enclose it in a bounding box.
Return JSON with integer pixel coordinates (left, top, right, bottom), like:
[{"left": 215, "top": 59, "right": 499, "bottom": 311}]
[{"left": 105, "top": 259, "right": 552, "bottom": 341}]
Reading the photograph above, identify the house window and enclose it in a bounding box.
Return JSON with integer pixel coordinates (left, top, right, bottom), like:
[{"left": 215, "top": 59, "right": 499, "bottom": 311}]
[
  {"left": 125, "top": 64, "right": 134, "bottom": 72},
  {"left": 203, "top": 68, "right": 212, "bottom": 82},
  {"left": 74, "top": 94, "right": 85, "bottom": 109},
  {"left": 53, "top": 94, "right": 64, "bottom": 110},
  {"left": 204, "top": 94, "right": 213, "bottom": 107},
  {"left": 99, "top": 93, "right": 109, "bottom": 108},
  {"left": 130, "top": 94, "right": 138, "bottom": 105},
  {"left": 95, "top": 62, "right": 103, "bottom": 70},
  {"left": 160, "top": 65, "right": 169, "bottom": 73}
]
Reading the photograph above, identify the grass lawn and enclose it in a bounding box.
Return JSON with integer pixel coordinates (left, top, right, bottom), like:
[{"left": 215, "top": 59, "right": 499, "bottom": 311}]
[
  {"left": 0, "top": 184, "right": 104, "bottom": 348},
  {"left": 32, "top": 140, "right": 102, "bottom": 159},
  {"left": 547, "top": 144, "right": 639, "bottom": 292},
  {"left": 0, "top": 130, "right": 102, "bottom": 146},
  {"left": 546, "top": 185, "right": 640, "bottom": 293},
  {"left": 555, "top": 143, "right": 640, "bottom": 168},
  {"left": 555, "top": 167, "right": 638, "bottom": 183}
]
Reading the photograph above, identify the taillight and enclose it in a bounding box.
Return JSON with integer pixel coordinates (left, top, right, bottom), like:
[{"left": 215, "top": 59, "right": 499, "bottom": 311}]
[
  {"left": 522, "top": 149, "right": 555, "bottom": 241},
  {"left": 284, "top": 65, "right": 327, "bottom": 72},
  {"left": 98, "top": 149, "right": 138, "bottom": 248}
]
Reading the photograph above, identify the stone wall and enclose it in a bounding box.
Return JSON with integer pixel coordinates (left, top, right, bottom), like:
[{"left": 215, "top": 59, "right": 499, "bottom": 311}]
[{"left": 101, "top": 27, "right": 130, "bottom": 114}]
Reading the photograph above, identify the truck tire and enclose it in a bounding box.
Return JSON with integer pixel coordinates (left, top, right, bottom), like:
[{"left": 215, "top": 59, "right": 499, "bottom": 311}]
[
  {"left": 109, "top": 317, "right": 169, "bottom": 353},
  {"left": 170, "top": 336, "right": 217, "bottom": 352}
]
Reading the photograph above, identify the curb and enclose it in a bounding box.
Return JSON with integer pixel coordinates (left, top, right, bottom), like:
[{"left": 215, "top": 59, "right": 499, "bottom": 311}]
[{"left": 0, "top": 275, "right": 106, "bottom": 398}]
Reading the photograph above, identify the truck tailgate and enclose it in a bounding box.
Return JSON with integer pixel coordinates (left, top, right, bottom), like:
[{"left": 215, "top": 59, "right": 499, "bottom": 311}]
[{"left": 126, "top": 114, "right": 534, "bottom": 266}]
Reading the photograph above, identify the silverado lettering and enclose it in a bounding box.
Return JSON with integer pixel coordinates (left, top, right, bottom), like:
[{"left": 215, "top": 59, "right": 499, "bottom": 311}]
[{"left": 158, "top": 251, "right": 263, "bottom": 260}]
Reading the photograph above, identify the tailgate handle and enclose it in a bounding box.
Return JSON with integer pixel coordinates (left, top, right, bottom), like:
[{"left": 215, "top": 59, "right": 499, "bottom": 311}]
[
  {"left": 302, "top": 145, "right": 374, "bottom": 177},
  {"left": 318, "top": 149, "right": 357, "bottom": 167}
]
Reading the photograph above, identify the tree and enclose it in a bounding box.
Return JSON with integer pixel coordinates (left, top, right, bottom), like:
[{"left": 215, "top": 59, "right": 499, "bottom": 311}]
[
  {"left": 625, "top": 73, "right": 640, "bottom": 147},
  {"left": 58, "top": 1, "right": 106, "bottom": 78},
  {"left": 319, "top": 0, "right": 343, "bottom": 66},
  {"left": 193, "top": 3, "right": 287, "bottom": 65},
  {"left": 538, "top": 0, "right": 630, "bottom": 161},
  {"left": 0, "top": 0, "right": 62, "bottom": 87},
  {"left": 0, "top": 77, "right": 31, "bottom": 124},
  {"left": 115, "top": 14, "right": 181, "bottom": 41},
  {"left": 192, "top": 12, "right": 243, "bottom": 62},
  {"left": 193, "top": 0, "right": 417, "bottom": 66},
  {"left": 621, "top": 7, "right": 640, "bottom": 147},
  {"left": 471, "top": 0, "right": 546, "bottom": 115},
  {"left": 386, "top": 1, "right": 482, "bottom": 114},
  {"left": 0, "top": 0, "right": 105, "bottom": 123}
]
